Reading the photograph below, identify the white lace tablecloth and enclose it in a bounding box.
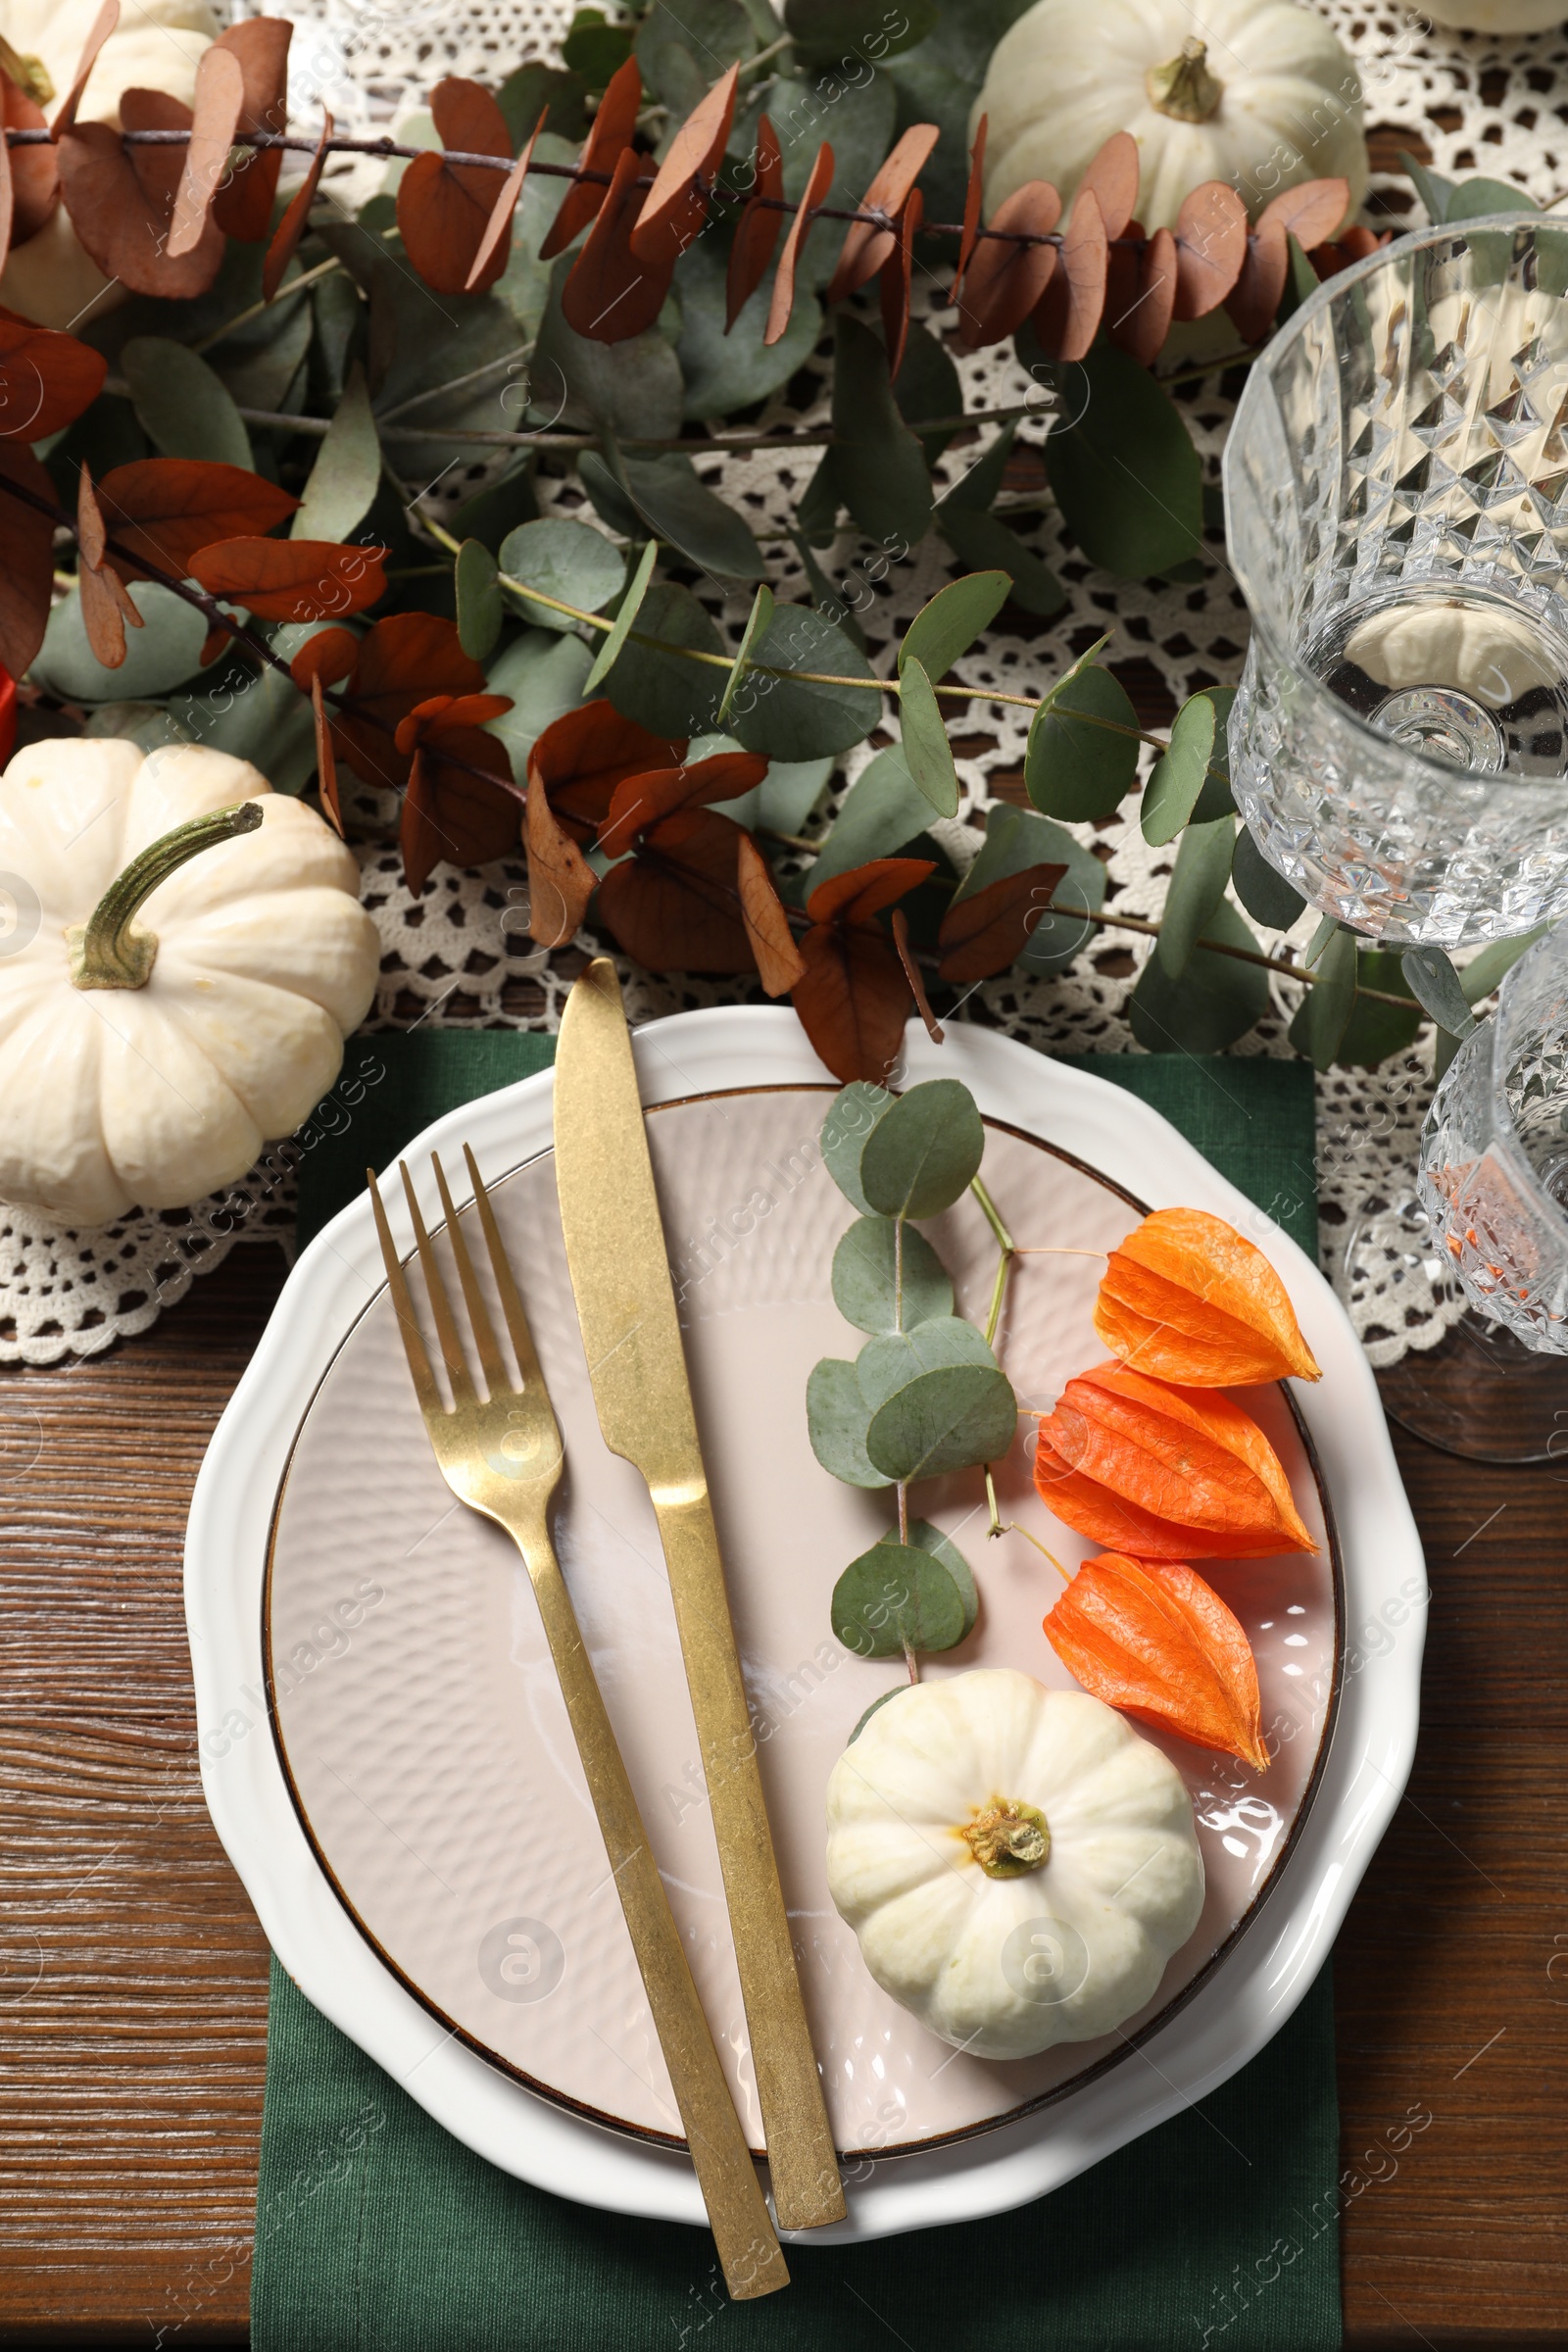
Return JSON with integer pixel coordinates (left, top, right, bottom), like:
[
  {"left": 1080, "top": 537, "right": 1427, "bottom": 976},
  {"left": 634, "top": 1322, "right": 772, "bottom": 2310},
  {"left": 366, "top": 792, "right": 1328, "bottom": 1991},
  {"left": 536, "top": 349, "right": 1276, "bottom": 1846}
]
[{"left": 14, "top": 0, "right": 1543, "bottom": 1367}]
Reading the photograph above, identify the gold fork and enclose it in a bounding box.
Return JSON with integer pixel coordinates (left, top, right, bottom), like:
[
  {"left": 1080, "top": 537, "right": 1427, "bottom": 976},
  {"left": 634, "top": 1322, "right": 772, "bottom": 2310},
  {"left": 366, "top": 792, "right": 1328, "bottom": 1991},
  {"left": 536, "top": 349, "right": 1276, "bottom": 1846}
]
[{"left": 368, "top": 1146, "right": 789, "bottom": 2302}]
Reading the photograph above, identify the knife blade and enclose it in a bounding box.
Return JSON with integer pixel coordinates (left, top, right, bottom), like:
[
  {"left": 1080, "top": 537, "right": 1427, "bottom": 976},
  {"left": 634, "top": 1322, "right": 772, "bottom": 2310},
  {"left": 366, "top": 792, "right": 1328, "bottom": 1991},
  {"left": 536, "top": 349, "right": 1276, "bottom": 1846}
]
[{"left": 553, "top": 957, "right": 845, "bottom": 2231}]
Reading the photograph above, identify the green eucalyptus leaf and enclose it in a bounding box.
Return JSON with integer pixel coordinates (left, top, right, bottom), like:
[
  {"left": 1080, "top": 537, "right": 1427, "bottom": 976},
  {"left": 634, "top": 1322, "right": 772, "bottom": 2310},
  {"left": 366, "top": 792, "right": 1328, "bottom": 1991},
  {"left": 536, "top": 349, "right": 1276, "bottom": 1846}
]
[
  {"left": 777, "top": 68, "right": 898, "bottom": 286},
  {"left": 861, "top": 1325, "right": 1016, "bottom": 1483},
  {"left": 636, "top": 0, "right": 755, "bottom": 112},
  {"left": 1232, "top": 825, "right": 1306, "bottom": 930},
  {"left": 728, "top": 603, "right": 880, "bottom": 760},
  {"left": 906, "top": 1517, "right": 978, "bottom": 1638},
  {"left": 933, "top": 502, "right": 1065, "bottom": 616},
  {"left": 808, "top": 1356, "right": 893, "bottom": 1489},
  {"left": 830, "top": 1538, "right": 965, "bottom": 1659},
  {"left": 1460, "top": 925, "right": 1550, "bottom": 1005},
  {"left": 1434, "top": 1025, "right": 1466, "bottom": 1081},
  {"left": 483, "top": 628, "right": 595, "bottom": 783},
  {"left": 857, "top": 1317, "right": 999, "bottom": 1410},
  {"left": 121, "top": 337, "right": 251, "bottom": 467},
  {"left": 496, "top": 63, "right": 589, "bottom": 143},
  {"left": 1401, "top": 944, "right": 1478, "bottom": 1038},
  {"left": 883, "top": 0, "right": 1030, "bottom": 221},
  {"left": 500, "top": 516, "right": 625, "bottom": 634},
  {"left": 796, "top": 451, "right": 842, "bottom": 544},
  {"left": 1157, "top": 816, "right": 1235, "bottom": 980},
  {"left": 312, "top": 272, "right": 362, "bottom": 405},
  {"left": 831, "top": 1216, "right": 955, "bottom": 1336},
  {"left": 859, "top": 1079, "right": 985, "bottom": 1219},
  {"left": 495, "top": 132, "right": 584, "bottom": 341},
  {"left": 1275, "top": 232, "right": 1323, "bottom": 327},
  {"left": 717, "top": 583, "right": 774, "bottom": 723},
  {"left": 1400, "top": 151, "right": 1454, "bottom": 225},
  {"left": 898, "top": 656, "right": 959, "bottom": 817},
  {"left": 809, "top": 746, "right": 932, "bottom": 889},
  {"left": 941, "top": 419, "right": 1017, "bottom": 514},
  {"left": 893, "top": 323, "right": 963, "bottom": 464},
  {"left": 1025, "top": 652, "right": 1140, "bottom": 821},
  {"left": 292, "top": 361, "right": 379, "bottom": 544},
  {"left": 1446, "top": 174, "right": 1536, "bottom": 222},
  {"left": 785, "top": 0, "right": 937, "bottom": 61},
  {"left": 821, "top": 1082, "right": 896, "bottom": 1212},
  {"left": 1336, "top": 948, "right": 1423, "bottom": 1068},
  {"left": 451, "top": 459, "right": 538, "bottom": 556},
  {"left": 563, "top": 9, "right": 635, "bottom": 86},
  {"left": 169, "top": 618, "right": 345, "bottom": 794},
  {"left": 1188, "top": 686, "right": 1237, "bottom": 824},
  {"left": 899, "top": 572, "right": 1010, "bottom": 682},
  {"left": 532, "top": 261, "right": 685, "bottom": 440},
  {"left": 582, "top": 449, "right": 765, "bottom": 581},
  {"left": 1130, "top": 897, "right": 1269, "bottom": 1054},
  {"left": 955, "top": 804, "right": 1105, "bottom": 976},
  {"left": 454, "top": 540, "right": 503, "bottom": 662},
  {"left": 1038, "top": 341, "right": 1203, "bottom": 578},
  {"left": 1288, "top": 925, "right": 1358, "bottom": 1069},
  {"left": 674, "top": 231, "right": 821, "bottom": 417},
  {"left": 602, "top": 575, "right": 724, "bottom": 735},
  {"left": 696, "top": 729, "right": 831, "bottom": 832},
  {"left": 30, "top": 581, "right": 209, "bottom": 704},
  {"left": 1142, "top": 691, "right": 1217, "bottom": 847},
  {"left": 586, "top": 536, "right": 660, "bottom": 694},
  {"left": 831, "top": 313, "right": 932, "bottom": 551}
]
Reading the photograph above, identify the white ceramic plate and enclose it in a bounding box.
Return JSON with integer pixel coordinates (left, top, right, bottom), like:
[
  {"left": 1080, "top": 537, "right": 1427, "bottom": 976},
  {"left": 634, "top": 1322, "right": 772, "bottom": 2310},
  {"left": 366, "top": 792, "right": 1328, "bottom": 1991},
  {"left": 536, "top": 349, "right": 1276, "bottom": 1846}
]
[{"left": 187, "top": 1013, "right": 1424, "bottom": 2243}]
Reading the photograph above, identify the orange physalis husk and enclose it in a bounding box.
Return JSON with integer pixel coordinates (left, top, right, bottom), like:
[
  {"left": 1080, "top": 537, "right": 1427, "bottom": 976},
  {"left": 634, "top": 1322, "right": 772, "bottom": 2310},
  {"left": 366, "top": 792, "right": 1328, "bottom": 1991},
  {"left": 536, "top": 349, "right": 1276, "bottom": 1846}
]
[
  {"left": 1034, "top": 1361, "right": 1316, "bottom": 1560},
  {"left": 1094, "top": 1207, "right": 1322, "bottom": 1388},
  {"left": 1044, "top": 1552, "right": 1269, "bottom": 1773}
]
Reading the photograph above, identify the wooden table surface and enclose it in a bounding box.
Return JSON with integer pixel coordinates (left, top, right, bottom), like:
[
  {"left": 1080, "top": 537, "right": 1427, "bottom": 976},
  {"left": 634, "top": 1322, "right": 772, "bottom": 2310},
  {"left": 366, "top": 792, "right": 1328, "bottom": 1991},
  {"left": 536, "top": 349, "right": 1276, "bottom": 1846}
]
[{"left": 0, "top": 1240, "right": 1564, "bottom": 2350}]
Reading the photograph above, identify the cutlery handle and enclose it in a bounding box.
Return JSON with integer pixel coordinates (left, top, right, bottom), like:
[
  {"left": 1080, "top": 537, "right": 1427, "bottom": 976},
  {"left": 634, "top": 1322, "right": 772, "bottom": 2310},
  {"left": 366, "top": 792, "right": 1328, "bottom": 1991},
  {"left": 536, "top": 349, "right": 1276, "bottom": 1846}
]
[
  {"left": 655, "top": 1493, "right": 847, "bottom": 2232},
  {"left": 517, "top": 1526, "right": 789, "bottom": 2300}
]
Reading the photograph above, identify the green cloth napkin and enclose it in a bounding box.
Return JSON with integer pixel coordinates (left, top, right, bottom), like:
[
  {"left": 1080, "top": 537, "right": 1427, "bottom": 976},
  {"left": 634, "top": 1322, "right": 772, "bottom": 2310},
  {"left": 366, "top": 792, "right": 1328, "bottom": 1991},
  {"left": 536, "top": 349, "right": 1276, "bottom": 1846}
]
[{"left": 256, "top": 1033, "right": 1337, "bottom": 2352}]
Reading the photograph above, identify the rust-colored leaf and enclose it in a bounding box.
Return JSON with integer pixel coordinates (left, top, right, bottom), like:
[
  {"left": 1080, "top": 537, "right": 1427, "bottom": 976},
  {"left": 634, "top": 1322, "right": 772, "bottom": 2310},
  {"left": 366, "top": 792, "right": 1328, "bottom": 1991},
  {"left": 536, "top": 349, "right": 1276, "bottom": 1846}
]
[
  {"left": 1044, "top": 1552, "right": 1268, "bottom": 1772},
  {"left": 311, "top": 671, "right": 342, "bottom": 837},
  {"left": 319, "top": 612, "right": 488, "bottom": 792},
  {"left": 1076, "top": 130, "right": 1140, "bottom": 243},
  {"left": 169, "top": 45, "right": 246, "bottom": 260},
  {"left": 399, "top": 708, "right": 517, "bottom": 895},
  {"left": 466, "top": 106, "right": 548, "bottom": 294},
  {"left": 396, "top": 691, "right": 513, "bottom": 752},
  {"left": 826, "top": 121, "right": 941, "bottom": 304},
  {"left": 1, "top": 71, "right": 58, "bottom": 255},
  {"left": 631, "top": 61, "right": 737, "bottom": 267},
  {"left": 806, "top": 857, "right": 934, "bottom": 928},
  {"left": 598, "top": 808, "right": 755, "bottom": 972},
  {"left": 525, "top": 764, "right": 597, "bottom": 947},
  {"left": 1223, "top": 218, "right": 1286, "bottom": 346},
  {"left": 726, "top": 113, "right": 783, "bottom": 329},
  {"left": 540, "top": 54, "right": 642, "bottom": 261},
  {"left": 1257, "top": 175, "right": 1349, "bottom": 255},
  {"left": 1030, "top": 185, "right": 1105, "bottom": 364},
  {"left": 209, "top": 17, "right": 292, "bottom": 242},
  {"left": 947, "top": 113, "right": 987, "bottom": 304},
  {"left": 1093, "top": 1206, "right": 1322, "bottom": 1387},
  {"left": 51, "top": 0, "right": 118, "bottom": 139},
  {"left": 598, "top": 749, "right": 767, "bottom": 860},
  {"left": 1173, "top": 180, "right": 1249, "bottom": 321},
  {"left": 878, "top": 186, "right": 919, "bottom": 380},
  {"left": 188, "top": 537, "right": 388, "bottom": 623},
  {"left": 0, "top": 439, "right": 56, "bottom": 678},
  {"left": 94, "top": 459, "right": 298, "bottom": 581},
  {"left": 265, "top": 107, "right": 332, "bottom": 301},
  {"left": 59, "top": 91, "right": 225, "bottom": 301},
  {"left": 289, "top": 626, "right": 358, "bottom": 693},
  {"left": 1034, "top": 1360, "right": 1316, "bottom": 1560},
  {"left": 76, "top": 461, "right": 141, "bottom": 668},
  {"left": 764, "top": 139, "right": 833, "bottom": 349},
  {"left": 957, "top": 179, "right": 1060, "bottom": 352},
  {"left": 562, "top": 146, "right": 671, "bottom": 344},
  {"left": 936, "top": 860, "right": 1066, "bottom": 983},
  {"left": 0, "top": 310, "right": 107, "bottom": 439},
  {"left": 738, "top": 830, "right": 805, "bottom": 996},
  {"left": 792, "top": 922, "right": 911, "bottom": 1085},
  {"left": 529, "top": 701, "right": 684, "bottom": 839},
  {"left": 398, "top": 76, "right": 514, "bottom": 296},
  {"left": 0, "top": 119, "right": 11, "bottom": 281},
  {"left": 1310, "top": 223, "right": 1386, "bottom": 277},
  {"left": 1108, "top": 224, "right": 1176, "bottom": 368},
  {"left": 890, "top": 906, "right": 941, "bottom": 1042}
]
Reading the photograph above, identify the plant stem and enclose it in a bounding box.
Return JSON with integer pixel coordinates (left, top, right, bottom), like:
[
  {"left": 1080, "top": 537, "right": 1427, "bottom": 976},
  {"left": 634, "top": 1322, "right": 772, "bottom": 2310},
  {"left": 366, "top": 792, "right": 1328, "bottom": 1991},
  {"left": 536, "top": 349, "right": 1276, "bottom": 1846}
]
[
  {"left": 997, "top": 1519, "right": 1073, "bottom": 1581},
  {"left": 969, "top": 1175, "right": 1015, "bottom": 1255}
]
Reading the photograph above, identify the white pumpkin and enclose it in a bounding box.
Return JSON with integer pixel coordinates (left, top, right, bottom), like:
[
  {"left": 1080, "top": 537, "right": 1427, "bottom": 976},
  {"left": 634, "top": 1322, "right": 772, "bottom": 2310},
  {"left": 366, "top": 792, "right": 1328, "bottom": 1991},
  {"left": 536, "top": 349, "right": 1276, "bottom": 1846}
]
[
  {"left": 825, "top": 1669, "right": 1204, "bottom": 2059},
  {"left": 0, "top": 0, "right": 219, "bottom": 331},
  {"left": 972, "top": 0, "right": 1368, "bottom": 235},
  {"left": 0, "top": 738, "right": 379, "bottom": 1226}
]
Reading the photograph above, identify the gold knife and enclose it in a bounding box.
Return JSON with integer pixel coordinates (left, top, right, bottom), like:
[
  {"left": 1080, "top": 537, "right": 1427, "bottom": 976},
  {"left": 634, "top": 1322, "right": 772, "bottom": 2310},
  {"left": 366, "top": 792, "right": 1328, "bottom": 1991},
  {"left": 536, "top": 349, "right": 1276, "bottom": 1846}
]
[{"left": 554, "top": 958, "right": 846, "bottom": 2232}]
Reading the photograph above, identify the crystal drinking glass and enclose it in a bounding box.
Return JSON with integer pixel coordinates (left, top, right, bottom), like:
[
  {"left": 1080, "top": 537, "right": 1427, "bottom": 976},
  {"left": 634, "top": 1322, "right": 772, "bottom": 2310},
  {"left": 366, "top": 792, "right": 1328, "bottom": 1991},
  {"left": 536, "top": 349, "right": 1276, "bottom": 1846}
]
[
  {"left": 1378, "top": 916, "right": 1568, "bottom": 1459},
  {"left": 1225, "top": 215, "right": 1568, "bottom": 948}
]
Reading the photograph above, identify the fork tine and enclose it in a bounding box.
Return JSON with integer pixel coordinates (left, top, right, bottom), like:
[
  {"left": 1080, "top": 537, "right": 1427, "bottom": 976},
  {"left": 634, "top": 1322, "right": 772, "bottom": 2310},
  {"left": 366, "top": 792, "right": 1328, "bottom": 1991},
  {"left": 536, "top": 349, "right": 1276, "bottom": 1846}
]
[
  {"left": 367, "top": 1166, "right": 441, "bottom": 1416},
  {"left": 398, "top": 1158, "right": 474, "bottom": 1405},
  {"left": 430, "top": 1150, "right": 511, "bottom": 1396},
  {"left": 464, "top": 1143, "right": 548, "bottom": 1391}
]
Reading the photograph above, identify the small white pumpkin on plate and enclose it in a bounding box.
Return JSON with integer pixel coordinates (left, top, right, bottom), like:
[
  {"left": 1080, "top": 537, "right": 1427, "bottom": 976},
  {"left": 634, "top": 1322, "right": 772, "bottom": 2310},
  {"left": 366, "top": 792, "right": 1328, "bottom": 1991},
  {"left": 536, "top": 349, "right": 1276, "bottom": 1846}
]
[
  {"left": 972, "top": 0, "right": 1367, "bottom": 234},
  {"left": 825, "top": 1668, "right": 1204, "bottom": 2058},
  {"left": 0, "top": 737, "right": 379, "bottom": 1226}
]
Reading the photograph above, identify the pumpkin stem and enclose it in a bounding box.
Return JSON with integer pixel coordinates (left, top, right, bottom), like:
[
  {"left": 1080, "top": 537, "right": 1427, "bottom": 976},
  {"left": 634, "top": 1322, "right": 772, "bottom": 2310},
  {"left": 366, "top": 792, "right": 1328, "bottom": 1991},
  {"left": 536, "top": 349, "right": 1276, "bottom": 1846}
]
[
  {"left": 0, "top": 34, "right": 53, "bottom": 104},
  {"left": 1147, "top": 38, "right": 1223, "bottom": 124},
  {"left": 69, "top": 800, "right": 265, "bottom": 991},
  {"left": 963, "top": 1799, "right": 1051, "bottom": 1878}
]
